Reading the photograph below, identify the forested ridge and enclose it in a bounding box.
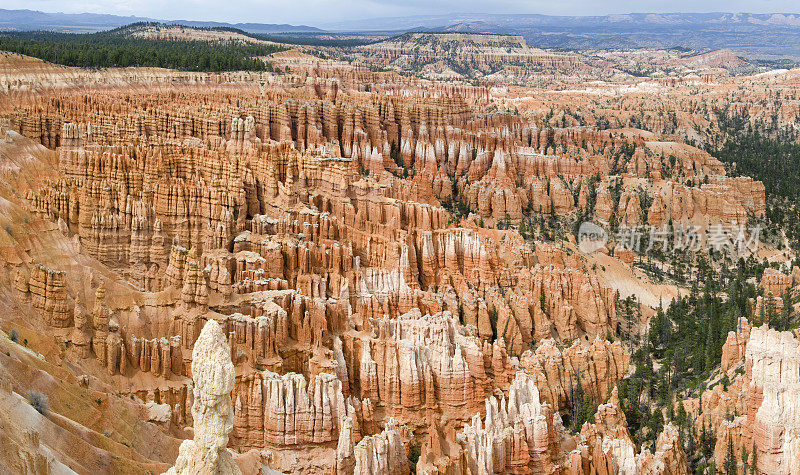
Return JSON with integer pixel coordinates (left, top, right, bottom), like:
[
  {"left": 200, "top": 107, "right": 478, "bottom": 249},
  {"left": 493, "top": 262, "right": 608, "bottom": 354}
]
[{"left": 0, "top": 24, "right": 285, "bottom": 71}]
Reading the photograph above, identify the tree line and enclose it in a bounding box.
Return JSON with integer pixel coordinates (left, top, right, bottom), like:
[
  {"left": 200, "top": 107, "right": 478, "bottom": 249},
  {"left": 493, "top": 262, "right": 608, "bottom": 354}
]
[{"left": 0, "top": 28, "right": 285, "bottom": 72}]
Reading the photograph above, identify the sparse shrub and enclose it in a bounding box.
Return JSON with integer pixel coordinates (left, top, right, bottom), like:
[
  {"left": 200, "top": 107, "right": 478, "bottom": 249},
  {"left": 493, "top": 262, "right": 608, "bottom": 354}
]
[
  {"left": 26, "top": 390, "right": 49, "bottom": 415},
  {"left": 9, "top": 328, "right": 18, "bottom": 343}
]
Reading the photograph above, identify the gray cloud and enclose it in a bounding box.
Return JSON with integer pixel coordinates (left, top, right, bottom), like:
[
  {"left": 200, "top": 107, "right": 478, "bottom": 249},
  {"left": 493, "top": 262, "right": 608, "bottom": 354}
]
[{"left": 2, "top": 0, "right": 800, "bottom": 26}]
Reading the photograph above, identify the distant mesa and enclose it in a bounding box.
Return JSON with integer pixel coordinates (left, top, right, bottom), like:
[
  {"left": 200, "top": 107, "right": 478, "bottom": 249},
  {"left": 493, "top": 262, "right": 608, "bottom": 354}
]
[
  {"left": 673, "top": 48, "right": 749, "bottom": 70},
  {"left": 0, "top": 8, "right": 321, "bottom": 34}
]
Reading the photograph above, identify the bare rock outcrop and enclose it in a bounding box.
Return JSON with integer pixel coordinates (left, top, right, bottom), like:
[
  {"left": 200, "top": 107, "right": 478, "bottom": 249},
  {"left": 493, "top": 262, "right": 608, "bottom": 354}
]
[
  {"left": 353, "top": 418, "right": 409, "bottom": 475},
  {"left": 519, "top": 336, "right": 629, "bottom": 411},
  {"left": 745, "top": 326, "right": 800, "bottom": 474},
  {"left": 164, "top": 319, "right": 241, "bottom": 475},
  {"left": 720, "top": 317, "right": 751, "bottom": 371},
  {"left": 760, "top": 268, "right": 792, "bottom": 297},
  {"left": 457, "top": 371, "right": 565, "bottom": 474},
  {"left": 696, "top": 325, "right": 800, "bottom": 474},
  {"left": 231, "top": 369, "right": 347, "bottom": 447},
  {"left": 573, "top": 387, "right": 688, "bottom": 475}
]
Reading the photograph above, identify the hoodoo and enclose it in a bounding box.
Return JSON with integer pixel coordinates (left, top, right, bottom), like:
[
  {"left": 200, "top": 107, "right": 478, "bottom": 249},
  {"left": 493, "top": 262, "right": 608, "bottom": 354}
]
[{"left": 165, "top": 319, "right": 241, "bottom": 475}]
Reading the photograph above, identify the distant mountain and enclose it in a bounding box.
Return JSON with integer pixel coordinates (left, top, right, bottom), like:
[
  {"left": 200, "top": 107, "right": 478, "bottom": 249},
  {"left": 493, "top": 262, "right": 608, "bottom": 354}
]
[
  {"left": 323, "top": 13, "right": 800, "bottom": 58},
  {"left": 323, "top": 12, "right": 800, "bottom": 31},
  {"left": 160, "top": 21, "right": 322, "bottom": 34},
  {"left": 0, "top": 8, "right": 321, "bottom": 34},
  {"left": 5, "top": 9, "right": 800, "bottom": 58},
  {"left": 0, "top": 9, "right": 151, "bottom": 33}
]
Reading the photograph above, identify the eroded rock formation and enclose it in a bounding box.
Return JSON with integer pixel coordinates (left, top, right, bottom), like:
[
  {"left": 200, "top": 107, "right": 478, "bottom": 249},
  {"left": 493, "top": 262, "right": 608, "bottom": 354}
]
[
  {"left": 696, "top": 325, "right": 800, "bottom": 474},
  {"left": 165, "top": 319, "right": 241, "bottom": 475},
  {"left": 0, "top": 43, "right": 782, "bottom": 475}
]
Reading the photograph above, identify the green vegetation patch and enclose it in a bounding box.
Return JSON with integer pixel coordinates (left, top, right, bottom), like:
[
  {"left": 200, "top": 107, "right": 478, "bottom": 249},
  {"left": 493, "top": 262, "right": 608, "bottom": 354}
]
[{"left": 0, "top": 23, "right": 285, "bottom": 72}]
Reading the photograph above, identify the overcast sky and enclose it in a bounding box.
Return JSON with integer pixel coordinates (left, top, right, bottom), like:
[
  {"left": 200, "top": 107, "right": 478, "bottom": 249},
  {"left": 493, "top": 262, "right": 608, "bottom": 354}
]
[{"left": 5, "top": 0, "right": 800, "bottom": 26}]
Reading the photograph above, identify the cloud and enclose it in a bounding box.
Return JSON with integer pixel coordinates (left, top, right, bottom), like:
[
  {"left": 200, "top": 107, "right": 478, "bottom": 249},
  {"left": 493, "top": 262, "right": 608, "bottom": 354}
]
[{"left": 2, "top": 0, "right": 800, "bottom": 26}]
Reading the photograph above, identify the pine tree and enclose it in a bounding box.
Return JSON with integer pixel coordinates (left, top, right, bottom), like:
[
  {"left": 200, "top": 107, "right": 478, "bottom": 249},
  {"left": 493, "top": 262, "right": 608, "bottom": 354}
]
[
  {"left": 540, "top": 288, "right": 547, "bottom": 317},
  {"left": 686, "top": 419, "right": 697, "bottom": 471},
  {"left": 779, "top": 287, "right": 792, "bottom": 331},
  {"left": 676, "top": 403, "right": 688, "bottom": 429},
  {"left": 705, "top": 319, "right": 716, "bottom": 371},
  {"left": 648, "top": 410, "right": 664, "bottom": 443},
  {"left": 741, "top": 445, "right": 749, "bottom": 475},
  {"left": 700, "top": 421, "right": 712, "bottom": 458},
  {"left": 766, "top": 295, "right": 776, "bottom": 327},
  {"left": 723, "top": 435, "right": 736, "bottom": 475}
]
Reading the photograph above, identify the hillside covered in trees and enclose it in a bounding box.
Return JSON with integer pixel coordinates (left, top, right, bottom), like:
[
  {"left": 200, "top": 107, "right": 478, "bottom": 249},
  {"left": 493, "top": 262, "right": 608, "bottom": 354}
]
[{"left": 0, "top": 24, "right": 284, "bottom": 71}]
